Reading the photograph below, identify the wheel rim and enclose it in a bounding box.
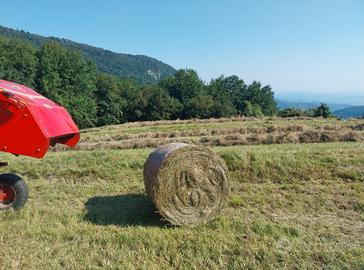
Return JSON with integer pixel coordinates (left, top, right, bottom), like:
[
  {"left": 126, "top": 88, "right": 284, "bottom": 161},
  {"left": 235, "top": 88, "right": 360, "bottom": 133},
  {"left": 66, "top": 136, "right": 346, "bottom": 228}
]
[{"left": 0, "top": 185, "right": 16, "bottom": 209}]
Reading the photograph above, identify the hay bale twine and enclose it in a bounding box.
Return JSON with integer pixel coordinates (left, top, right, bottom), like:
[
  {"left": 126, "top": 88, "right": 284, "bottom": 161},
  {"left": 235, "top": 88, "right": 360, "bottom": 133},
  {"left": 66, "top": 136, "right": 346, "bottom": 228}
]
[{"left": 144, "top": 143, "right": 230, "bottom": 226}]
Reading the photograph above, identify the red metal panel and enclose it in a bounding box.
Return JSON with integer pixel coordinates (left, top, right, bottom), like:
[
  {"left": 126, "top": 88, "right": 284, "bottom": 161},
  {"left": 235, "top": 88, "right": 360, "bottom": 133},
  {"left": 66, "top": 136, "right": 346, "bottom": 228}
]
[{"left": 0, "top": 80, "right": 80, "bottom": 158}]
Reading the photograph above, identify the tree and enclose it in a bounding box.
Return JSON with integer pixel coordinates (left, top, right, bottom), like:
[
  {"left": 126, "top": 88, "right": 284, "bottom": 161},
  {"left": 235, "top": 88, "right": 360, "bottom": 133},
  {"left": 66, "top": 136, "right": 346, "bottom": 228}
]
[
  {"left": 36, "top": 42, "right": 98, "bottom": 128},
  {"left": 241, "top": 101, "right": 263, "bottom": 117},
  {"left": 135, "top": 85, "right": 182, "bottom": 121},
  {"left": 245, "top": 81, "right": 277, "bottom": 116},
  {"left": 118, "top": 78, "right": 142, "bottom": 122},
  {"left": 160, "top": 69, "right": 205, "bottom": 118},
  {"left": 185, "top": 95, "right": 215, "bottom": 119},
  {"left": 313, "top": 103, "right": 333, "bottom": 118},
  {"left": 160, "top": 69, "right": 205, "bottom": 102},
  {"left": 211, "top": 75, "right": 247, "bottom": 115},
  {"left": 0, "top": 37, "right": 37, "bottom": 87},
  {"left": 278, "top": 108, "right": 306, "bottom": 117},
  {"left": 207, "top": 76, "right": 278, "bottom": 117},
  {"left": 95, "top": 73, "right": 126, "bottom": 126},
  {"left": 208, "top": 77, "right": 237, "bottom": 117}
]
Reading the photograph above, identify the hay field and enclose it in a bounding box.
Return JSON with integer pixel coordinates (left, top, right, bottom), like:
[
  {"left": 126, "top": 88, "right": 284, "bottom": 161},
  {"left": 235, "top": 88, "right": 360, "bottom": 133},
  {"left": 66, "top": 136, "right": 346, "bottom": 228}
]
[
  {"left": 72, "top": 117, "right": 364, "bottom": 151},
  {"left": 1, "top": 117, "right": 363, "bottom": 269}
]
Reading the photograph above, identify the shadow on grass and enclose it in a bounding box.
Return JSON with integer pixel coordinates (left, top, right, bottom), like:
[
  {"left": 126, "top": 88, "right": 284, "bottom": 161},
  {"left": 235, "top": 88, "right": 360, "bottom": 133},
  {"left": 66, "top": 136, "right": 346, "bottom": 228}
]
[{"left": 84, "top": 193, "right": 166, "bottom": 227}]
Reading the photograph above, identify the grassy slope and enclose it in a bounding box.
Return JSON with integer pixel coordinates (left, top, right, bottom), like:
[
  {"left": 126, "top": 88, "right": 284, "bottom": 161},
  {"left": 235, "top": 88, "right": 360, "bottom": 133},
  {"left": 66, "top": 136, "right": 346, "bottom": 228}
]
[{"left": 1, "top": 119, "right": 364, "bottom": 269}]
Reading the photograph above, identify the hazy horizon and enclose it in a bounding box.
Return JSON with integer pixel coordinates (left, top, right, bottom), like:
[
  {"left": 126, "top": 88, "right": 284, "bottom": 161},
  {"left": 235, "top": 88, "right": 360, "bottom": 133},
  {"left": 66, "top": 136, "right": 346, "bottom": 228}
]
[{"left": 275, "top": 90, "right": 364, "bottom": 106}]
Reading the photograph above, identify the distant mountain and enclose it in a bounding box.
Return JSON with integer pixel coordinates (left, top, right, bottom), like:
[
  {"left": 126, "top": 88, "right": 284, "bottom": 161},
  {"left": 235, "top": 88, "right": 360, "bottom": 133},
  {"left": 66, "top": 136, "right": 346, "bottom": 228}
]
[
  {"left": 333, "top": 106, "right": 364, "bottom": 119},
  {"left": 0, "top": 25, "right": 176, "bottom": 84},
  {"left": 277, "top": 100, "right": 351, "bottom": 112}
]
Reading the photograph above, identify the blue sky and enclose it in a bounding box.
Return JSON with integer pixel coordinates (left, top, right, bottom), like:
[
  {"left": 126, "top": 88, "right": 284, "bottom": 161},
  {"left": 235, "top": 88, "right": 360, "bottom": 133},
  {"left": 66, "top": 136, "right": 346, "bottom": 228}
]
[{"left": 1, "top": 0, "right": 363, "bottom": 96}]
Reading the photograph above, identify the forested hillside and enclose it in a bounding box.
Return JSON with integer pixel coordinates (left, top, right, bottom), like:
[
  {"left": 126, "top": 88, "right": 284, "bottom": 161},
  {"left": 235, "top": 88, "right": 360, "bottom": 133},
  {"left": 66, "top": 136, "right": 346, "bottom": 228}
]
[
  {"left": 0, "top": 35, "right": 278, "bottom": 128},
  {"left": 0, "top": 25, "right": 176, "bottom": 84}
]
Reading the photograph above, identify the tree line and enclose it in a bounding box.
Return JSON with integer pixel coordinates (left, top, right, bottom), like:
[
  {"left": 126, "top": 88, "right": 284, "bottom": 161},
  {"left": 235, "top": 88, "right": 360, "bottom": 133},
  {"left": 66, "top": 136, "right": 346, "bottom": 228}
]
[
  {"left": 278, "top": 104, "right": 334, "bottom": 118},
  {"left": 0, "top": 37, "right": 280, "bottom": 128}
]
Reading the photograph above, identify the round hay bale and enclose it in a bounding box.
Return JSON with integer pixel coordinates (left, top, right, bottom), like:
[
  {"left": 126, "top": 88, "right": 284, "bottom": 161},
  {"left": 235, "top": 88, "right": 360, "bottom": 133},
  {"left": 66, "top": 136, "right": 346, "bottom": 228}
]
[{"left": 144, "top": 143, "right": 230, "bottom": 226}]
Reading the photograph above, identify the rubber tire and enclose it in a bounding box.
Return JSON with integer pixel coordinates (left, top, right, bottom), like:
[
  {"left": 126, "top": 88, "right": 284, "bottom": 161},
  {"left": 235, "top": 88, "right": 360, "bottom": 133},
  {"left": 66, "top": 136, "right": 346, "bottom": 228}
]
[{"left": 0, "top": 173, "right": 29, "bottom": 210}]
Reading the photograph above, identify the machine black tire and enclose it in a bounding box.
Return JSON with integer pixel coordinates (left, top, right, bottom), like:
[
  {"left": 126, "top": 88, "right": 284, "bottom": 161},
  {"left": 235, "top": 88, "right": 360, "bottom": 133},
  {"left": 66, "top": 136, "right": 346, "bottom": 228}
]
[{"left": 0, "top": 173, "right": 28, "bottom": 210}]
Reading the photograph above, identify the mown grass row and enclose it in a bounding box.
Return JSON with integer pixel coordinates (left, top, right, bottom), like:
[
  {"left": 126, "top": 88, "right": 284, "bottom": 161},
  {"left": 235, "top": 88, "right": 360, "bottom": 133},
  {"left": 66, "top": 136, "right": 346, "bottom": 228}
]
[
  {"left": 65, "top": 118, "right": 364, "bottom": 151},
  {"left": 82, "top": 117, "right": 364, "bottom": 137},
  {"left": 1, "top": 142, "right": 363, "bottom": 269}
]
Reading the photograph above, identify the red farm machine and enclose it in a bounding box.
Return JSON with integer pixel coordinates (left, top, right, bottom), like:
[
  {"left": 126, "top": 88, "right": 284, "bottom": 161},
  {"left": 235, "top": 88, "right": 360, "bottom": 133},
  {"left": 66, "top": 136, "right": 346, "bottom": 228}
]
[{"left": 0, "top": 80, "right": 80, "bottom": 210}]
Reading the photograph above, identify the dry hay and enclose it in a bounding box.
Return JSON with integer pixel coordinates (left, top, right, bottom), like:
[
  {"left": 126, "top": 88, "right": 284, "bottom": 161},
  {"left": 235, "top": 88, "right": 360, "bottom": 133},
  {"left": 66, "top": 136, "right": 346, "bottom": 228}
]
[
  {"left": 81, "top": 116, "right": 254, "bottom": 134},
  {"left": 52, "top": 129, "right": 364, "bottom": 152},
  {"left": 50, "top": 119, "right": 364, "bottom": 152},
  {"left": 351, "top": 123, "right": 364, "bottom": 131},
  {"left": 143, "top": 143, "right": 230, "bottom": 226}
]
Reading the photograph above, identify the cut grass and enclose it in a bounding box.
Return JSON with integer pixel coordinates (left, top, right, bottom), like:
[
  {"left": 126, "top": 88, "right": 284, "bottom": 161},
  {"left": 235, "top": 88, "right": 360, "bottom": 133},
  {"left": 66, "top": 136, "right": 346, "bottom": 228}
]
[
  {"left": 1, "top": 141, "right": 363, "bottom": 269},
  {"left": 81, "top": 117, "right": 363, "bottom": 138},
  {"left": 69, "top": 117, "right": 364, "bottom": 151}
]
